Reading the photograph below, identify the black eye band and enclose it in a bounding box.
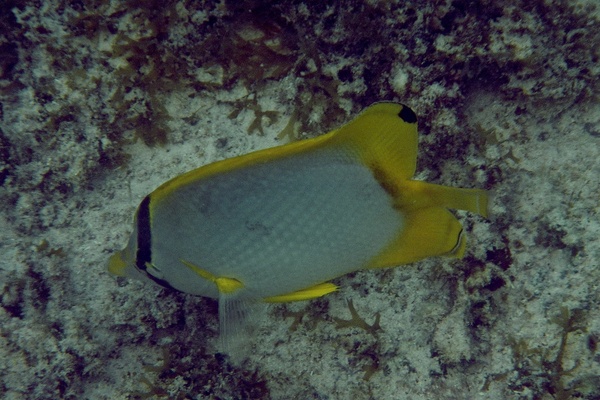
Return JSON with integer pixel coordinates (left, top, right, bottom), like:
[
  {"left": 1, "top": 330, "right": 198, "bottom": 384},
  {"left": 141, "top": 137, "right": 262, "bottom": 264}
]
[
  {"left": 135, "top": 195, "right": 177, "bottom": 291},
  {"left": 136, "top": 196, "right": 152, "bottom": 272}
]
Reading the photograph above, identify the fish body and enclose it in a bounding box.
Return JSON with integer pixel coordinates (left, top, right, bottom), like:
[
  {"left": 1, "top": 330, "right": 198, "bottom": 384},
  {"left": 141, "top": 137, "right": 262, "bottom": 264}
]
[{"left": 109, "top": 102, "right": 488, "bottom": 333}]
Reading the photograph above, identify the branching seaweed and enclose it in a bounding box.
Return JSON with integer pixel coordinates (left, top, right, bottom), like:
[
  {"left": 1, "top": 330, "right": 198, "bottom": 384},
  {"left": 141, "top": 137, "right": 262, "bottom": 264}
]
[
  {"left": 333, "top": 299, "right": 382, "bottom": 337},
  {"left": 499, "top": 307, "right": 597, "bottom": 399}
]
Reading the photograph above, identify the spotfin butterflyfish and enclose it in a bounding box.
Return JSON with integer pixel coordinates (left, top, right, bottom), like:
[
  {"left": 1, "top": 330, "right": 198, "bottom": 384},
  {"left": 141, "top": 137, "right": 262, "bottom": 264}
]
[{"left": 108, "top": 102, "right": 489, "bottom": 341}]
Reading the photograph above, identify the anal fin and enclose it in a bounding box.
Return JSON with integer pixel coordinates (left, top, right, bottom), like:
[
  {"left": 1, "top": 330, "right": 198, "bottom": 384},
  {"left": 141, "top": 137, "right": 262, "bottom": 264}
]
[
  {"left": 369, "top": 207, "right": 466, "bottom": 268},
  {"left": 264, "top": 282, "right": 338, "bottom": 303}
]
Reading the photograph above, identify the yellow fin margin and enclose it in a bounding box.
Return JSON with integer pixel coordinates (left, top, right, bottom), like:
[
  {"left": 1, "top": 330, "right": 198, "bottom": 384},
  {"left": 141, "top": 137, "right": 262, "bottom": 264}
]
[
  {"left": 264, "top": 282, "right": 338, "bottom": 303},
  {"left": 150, "top": 129, "right": 334, "bottom": 206}
]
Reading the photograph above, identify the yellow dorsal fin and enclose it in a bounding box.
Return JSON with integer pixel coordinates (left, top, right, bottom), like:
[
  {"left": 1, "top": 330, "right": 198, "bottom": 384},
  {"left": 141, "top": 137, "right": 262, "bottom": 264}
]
[
  {"left": 150, "top": 102, "right": 417, "bottom": 207},
  {"left": 180, "top": 259, "right": 244, "bottom": 294},
  {"left": 264, "top": 282, "right": 338, "bottom": 303},
  {"left": 329, "top": 102, "right": 418, "bottom": 181}
]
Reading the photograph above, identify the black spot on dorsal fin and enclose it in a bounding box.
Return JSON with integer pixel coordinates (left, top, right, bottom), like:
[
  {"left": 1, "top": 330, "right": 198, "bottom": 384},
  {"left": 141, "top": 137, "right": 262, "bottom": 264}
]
[{"left": 398, "top": 105, "right": 417, "bottom": 124}]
